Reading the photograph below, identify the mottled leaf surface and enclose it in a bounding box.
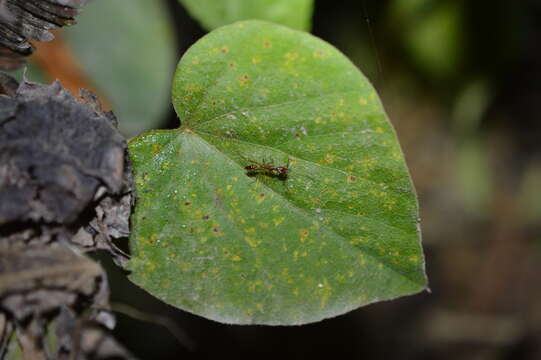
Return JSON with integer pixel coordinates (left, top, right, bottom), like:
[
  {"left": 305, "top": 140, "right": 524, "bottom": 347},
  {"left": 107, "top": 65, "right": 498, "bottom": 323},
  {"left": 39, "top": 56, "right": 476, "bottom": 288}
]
[
  {"left": 64, "top": 0, "right": 176, "bottom": 137},
  {"left": 179, "top": 0, "right": 313, "bottom": 31},
  {"left": 128, "top": 21, "right": 426, "bottom": 325}
]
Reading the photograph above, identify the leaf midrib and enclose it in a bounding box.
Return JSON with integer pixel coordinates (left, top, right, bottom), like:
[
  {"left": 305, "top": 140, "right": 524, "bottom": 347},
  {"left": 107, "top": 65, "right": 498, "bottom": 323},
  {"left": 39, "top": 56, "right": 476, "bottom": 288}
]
[
  {"left": 190, "top": 89, "right": 362, "bottom": 129},
  {"left": 133, "top": 129, "right": 423, "bottom": 286}
]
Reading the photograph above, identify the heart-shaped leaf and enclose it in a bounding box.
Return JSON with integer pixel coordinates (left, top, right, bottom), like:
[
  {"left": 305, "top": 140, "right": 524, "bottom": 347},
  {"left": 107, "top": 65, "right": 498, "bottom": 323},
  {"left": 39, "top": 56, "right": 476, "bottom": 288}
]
[
  {"left": 179, "top": 0, "right": 314, "bottom": 31},
  {"left": 128, "top": 21, "right": 427, "bottom": 325}
]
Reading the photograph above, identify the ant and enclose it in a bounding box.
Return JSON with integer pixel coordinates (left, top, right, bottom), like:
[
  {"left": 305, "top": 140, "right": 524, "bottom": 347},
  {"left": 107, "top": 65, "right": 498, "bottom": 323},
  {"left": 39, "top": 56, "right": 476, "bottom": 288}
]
[{"left": 244, "top": 158, "right": 290, "bottom": 180}]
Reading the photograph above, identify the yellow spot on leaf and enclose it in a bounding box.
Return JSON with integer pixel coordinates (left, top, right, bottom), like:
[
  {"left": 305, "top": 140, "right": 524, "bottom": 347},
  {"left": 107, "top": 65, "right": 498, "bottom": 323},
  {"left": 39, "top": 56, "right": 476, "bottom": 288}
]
[
  {"left": 273, "top": 217, "right": 285, "bottom": 226},
  {"left": 145, "top": 262, "right": 156, "bottom": 271},
  {"left": 237, "top": 75, "right": 249, "bottom": 86},
  {"left": 360, "top": 157, "right": 376, "bottom": 170},
  {"left": 383, "top": 199, "right": 397, "bottom": 210},
  {"left": 359, "top": 96, "right": 367, "bottom": 105},
  {"left": 244, "top": 236, "right": 259, "bottom": 248},
  {"left": 251, "top": 57, "right": 262, "bottom": 64},
  {"left": 180, "top": 261, "right": 191, "bottom": 272},
  {"left": 359, "top": 255, "right": 366, "bottom": 265},
  {"left": 151, "top": 144, "right": 161, "bottom": 155},
  {"left": 284, "top": 51, "right": 300, "bottom": 61},
  {"left": 350, "top": 237, "right": 367, "bottom": 246},
  {"left": 230, "top": 255, "right": 242, "bottom": 262},
  {"left": 323, "top": 154, "right": 335, "bottom": 164},
  {"left": 298, "top": 229, "right": 309, "bottom": 243}
]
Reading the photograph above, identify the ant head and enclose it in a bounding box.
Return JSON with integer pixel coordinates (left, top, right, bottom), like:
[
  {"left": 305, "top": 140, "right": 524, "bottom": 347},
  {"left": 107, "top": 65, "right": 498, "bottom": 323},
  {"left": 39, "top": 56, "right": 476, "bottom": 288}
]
[{"left": 277, "top": 171, "right": 288, "bottom": 180}]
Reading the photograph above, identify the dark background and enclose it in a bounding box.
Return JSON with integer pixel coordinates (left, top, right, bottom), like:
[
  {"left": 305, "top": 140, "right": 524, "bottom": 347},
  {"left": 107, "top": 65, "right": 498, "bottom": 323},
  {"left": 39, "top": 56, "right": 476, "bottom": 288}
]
[{"left": 23, "top": 0, "right": 541, "bottom": 358}]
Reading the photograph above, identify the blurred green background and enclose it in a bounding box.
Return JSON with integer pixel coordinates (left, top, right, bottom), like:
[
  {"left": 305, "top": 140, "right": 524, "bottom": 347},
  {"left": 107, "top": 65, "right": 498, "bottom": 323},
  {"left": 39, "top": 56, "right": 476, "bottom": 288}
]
[{"left": 14, "top": 0, "right": 541, "bottom": 358}]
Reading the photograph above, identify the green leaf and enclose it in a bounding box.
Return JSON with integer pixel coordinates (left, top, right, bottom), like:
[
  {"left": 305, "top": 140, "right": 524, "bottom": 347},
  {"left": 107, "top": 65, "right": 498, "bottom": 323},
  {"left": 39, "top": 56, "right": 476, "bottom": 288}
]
[
  {"left": 179, "top": 0, "right": 314, "bottom": 31},
  {"left": 128, "top": 20, "right": 426, "bottom": 325},
  {"left": 63, "top": 0, "right": 177, "bottom": 137}
]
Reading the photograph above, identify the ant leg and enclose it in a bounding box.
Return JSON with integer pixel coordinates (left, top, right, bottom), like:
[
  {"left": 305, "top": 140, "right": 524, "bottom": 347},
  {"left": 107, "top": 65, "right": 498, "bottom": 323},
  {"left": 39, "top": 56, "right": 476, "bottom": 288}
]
[{"left": 282, "top": 176, "right": 291, "bottom": 194}]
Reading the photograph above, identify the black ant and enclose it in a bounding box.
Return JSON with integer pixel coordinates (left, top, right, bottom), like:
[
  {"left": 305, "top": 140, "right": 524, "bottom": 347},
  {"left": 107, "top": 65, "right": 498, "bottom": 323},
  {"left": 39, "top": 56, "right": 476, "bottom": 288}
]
[{"left": 244, "top": 158, "right": 290, "bottom": 180}]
